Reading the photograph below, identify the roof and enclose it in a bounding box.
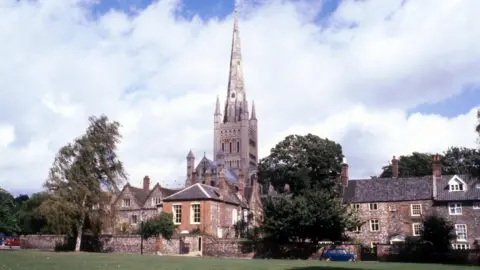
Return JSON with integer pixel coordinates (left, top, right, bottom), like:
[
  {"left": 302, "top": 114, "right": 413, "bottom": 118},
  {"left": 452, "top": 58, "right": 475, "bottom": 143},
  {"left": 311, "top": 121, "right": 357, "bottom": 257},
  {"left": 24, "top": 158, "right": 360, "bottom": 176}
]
[
  {"left": 195, "top": 156, "right": 238, "bottom": 184},
  {"left": 163, "top": 183, "right": 245, "bottom": 206},
  {"left": 435, "top": 174, "right": 480, "bottom": 201},
  {"left": 120, "top": 183, "right": 180, "bottom": 206},
  {"left": 343, "top": 176, "right": 433, "bottom": 203}
]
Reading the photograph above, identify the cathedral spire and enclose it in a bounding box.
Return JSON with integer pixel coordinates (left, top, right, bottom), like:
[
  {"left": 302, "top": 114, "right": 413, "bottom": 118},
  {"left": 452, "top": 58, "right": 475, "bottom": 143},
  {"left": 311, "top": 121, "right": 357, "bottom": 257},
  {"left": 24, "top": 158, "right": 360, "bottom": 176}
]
[{"left": 224, "top": 8, "right": 245, "bottom": 123}]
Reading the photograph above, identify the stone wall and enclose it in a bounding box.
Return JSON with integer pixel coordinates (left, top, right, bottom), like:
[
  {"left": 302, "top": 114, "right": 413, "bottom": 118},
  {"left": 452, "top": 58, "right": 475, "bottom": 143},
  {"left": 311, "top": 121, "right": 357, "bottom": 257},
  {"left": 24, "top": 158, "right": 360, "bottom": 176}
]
[
  {"left": 203, "top": 237, "right": 254, "bottom": 258},
  {"left": 19, "top": 234, "right": 199, "bottom": 255}
]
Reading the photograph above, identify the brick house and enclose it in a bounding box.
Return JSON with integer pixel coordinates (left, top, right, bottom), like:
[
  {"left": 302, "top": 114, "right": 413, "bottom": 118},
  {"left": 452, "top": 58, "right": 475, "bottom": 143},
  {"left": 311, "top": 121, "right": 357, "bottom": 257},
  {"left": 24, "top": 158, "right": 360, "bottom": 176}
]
[
  {"left": 112, "top": 176, "right": 178, "bottom": 233},
  {"left": 162, "top": 166, "right": 259, "bottom": 239},
  {"left": 343, "top": 155, "right": 480, "bottom": 249}
]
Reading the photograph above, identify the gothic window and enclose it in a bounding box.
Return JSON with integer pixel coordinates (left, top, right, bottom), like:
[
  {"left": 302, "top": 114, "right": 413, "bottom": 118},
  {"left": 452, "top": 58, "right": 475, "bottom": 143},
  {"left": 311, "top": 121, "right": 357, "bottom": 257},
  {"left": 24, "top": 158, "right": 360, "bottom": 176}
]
[
  {"left": 222, "top": 143, "right": 225, "bottom": 152},
  {"left": 229, "top": 142, "right": 232, "bottom": 153},
  {"left": 237, "top": 141, "right": 240, "bottom": 152}
]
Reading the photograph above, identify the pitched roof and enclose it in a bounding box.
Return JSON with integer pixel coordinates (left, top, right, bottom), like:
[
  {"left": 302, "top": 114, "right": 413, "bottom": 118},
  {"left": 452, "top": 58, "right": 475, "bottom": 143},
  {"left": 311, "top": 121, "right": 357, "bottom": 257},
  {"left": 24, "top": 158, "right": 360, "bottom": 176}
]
[
  {"left": 118, "top": 183, "right": 181, "bottom": 206},
  {"left": 195, "top": 156, "right": 238, "bottom": 184},
  {"left": 343, "top": 176, "right": 433, "bottom": 203},
  {"left": 435, "top": 174, "right": 480, "bottom": 201},
  {"left": 163, "top": 183, "right": 243, "bottom": 206}
]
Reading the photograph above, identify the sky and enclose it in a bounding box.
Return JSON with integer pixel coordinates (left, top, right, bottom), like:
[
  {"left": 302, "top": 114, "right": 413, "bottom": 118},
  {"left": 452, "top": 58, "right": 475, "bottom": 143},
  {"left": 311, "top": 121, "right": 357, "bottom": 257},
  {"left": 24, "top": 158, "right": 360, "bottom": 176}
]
[{"left": 1, "top": 0, "right": 479, "bottom": 195}]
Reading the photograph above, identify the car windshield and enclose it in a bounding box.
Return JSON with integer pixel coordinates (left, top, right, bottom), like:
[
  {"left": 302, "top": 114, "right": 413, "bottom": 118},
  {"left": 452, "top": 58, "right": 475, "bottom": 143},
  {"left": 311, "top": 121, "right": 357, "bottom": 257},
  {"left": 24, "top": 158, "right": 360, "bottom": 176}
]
[{"left": 337, "top": 249, "right": 347, "bottom": 254}]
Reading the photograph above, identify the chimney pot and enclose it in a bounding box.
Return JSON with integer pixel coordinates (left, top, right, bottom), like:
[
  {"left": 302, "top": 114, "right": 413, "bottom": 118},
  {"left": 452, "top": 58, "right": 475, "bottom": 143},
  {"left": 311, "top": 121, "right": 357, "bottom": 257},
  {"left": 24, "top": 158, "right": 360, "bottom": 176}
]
[
  {"left": 191, "top": 171, "right": 197, "bottom": 185},
  {"left": 392, "top": 156, "right": 399, "bottom": 178},
  {"left": 341, "top": 159, "right": 349, "bottom": 189}
]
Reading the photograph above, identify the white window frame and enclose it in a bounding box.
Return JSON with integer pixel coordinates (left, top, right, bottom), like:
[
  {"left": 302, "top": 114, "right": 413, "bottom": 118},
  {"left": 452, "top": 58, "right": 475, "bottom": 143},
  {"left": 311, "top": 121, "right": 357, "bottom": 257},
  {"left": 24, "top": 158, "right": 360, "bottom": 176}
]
[
  {"left": 353, "top": 225, "right": 361, "bottom": 232},
  {"left": 452, "top": 243, "right": 469, "bottom": 250},
  {"left": 448, "top": 175, "right": 467, "bottom": 192},
  {"left": 122, "top": 198, "right": 131, "bottom": 207},
  {"left": 151, "top": 197, "right": 162, "bottom": 206},
  {"left": 369, "top": 219, "right": 379, "bottom": 232},
  {"left": 172, "top": 204, "right": 182, "bottom": 225},
  {"left": 448, "top": 203, "right": 463, "bottom": 215},
  {"left": 190, "top": 203, "right": 201, "bottom": 224},
  {"left": 412, "top": 223, "right": 422, "bottom": 236},
  {"left": 369, "top": 203, "right": 378, "bottom": 211},
  {"left": 232, "top": 209, "right": 238, "bottom": 225},
  {"left": 473, "top": 202, "right": 480, "bottom": 210},
  {"left": 410, "top": 204, "right": 422, "bottom": 216},
  {"left": 455, "top": 224, "right": 467, "bottom": 242}
]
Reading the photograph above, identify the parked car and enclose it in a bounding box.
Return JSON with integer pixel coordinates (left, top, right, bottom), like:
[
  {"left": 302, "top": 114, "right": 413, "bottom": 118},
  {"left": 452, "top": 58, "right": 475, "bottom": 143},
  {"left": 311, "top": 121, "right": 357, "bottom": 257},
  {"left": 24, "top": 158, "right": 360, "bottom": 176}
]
[
  {"left": 323, "top": 247, "right": 356, "bottom": 262},
  {"left": 5, "top": 237, "right": 20, "bottom": 247}
]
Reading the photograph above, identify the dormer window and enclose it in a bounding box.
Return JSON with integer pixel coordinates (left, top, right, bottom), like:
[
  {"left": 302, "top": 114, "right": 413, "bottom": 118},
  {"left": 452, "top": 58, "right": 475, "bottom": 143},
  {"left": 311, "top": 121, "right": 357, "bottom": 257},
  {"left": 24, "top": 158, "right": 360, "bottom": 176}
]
[{"left": 448, "top": 175, "right": 467, "bottom": 192}]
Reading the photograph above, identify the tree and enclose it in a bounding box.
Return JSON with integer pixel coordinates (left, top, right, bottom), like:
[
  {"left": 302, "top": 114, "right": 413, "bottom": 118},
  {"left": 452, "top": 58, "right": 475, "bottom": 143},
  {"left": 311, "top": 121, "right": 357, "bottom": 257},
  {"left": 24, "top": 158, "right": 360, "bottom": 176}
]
[
  {"left": 38, "top": 115, "right": 127, "bottom": 252},
  {"left": 0, "top": 189, "right": 19, "bottom": 234},
  {"left": 138, "top": 212, "right": 175, "bottom": 255},
  {"left": 257, "top": 134, "right": 358, "bottom": 248},
  {"left": 421, "top": 214, "right": 455, "bottom": 253},
  {"left": 379, "top": 148, "right": 480, "bottom": 178},
  {"left": 16, "top": 192, "right": 53, "bottom": 234},
  {"left": 258, "top": 134, "right": 343, "bottom": 195}
]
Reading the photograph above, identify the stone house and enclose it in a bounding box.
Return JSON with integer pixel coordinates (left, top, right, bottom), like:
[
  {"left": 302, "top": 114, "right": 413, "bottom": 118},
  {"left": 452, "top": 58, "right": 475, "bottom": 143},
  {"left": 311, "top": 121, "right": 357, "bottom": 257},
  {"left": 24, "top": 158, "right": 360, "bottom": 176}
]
[
  {"left": 343, "top": 155, "right": 480, "bottom": 250},
  {"left": 112, "top": 176, "right": 178, "bottom": 233}
]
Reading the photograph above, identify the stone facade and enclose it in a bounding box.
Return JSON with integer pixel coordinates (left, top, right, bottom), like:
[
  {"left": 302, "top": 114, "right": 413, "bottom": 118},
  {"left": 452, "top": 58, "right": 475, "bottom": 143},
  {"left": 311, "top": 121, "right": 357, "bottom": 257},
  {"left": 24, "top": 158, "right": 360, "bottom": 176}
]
[{"left": 347, "top": 200, "right": 433, "bottom": 245}]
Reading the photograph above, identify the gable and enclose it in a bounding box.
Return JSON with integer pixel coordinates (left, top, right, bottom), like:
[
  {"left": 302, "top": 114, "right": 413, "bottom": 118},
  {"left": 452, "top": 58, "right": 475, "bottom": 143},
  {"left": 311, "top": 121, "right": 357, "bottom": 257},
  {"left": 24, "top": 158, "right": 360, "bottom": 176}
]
[
  {"left": 115, "top": 186, "right": 142, "bottom": 209},
  {"left": 447, "top": 175, "right": 467, "bottom": 191}
]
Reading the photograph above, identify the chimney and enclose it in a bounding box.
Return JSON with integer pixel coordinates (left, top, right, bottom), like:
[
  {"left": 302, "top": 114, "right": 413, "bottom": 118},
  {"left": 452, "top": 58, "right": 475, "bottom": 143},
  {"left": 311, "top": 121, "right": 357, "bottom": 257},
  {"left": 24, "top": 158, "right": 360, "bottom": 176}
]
[
  {"left": 191, "top": 171, "right": 197, "bottom": 185},
  {"left": 205, "top": 170, "right": 212, "bottom": 186},
  {"left": 341, "top": 157, "right": 349, "bottom": 189},
  {"left": 219, "top": 168, "right": 226, "bottom": 200},
  {"left": 392, "top": 156, "right": 399, "bottom": 178},
  {"left": 143, "top": 176, "right": 150, "bottom": 191},
  {"left": 432, "top": 153, "right": 441, "bottom": 199}
]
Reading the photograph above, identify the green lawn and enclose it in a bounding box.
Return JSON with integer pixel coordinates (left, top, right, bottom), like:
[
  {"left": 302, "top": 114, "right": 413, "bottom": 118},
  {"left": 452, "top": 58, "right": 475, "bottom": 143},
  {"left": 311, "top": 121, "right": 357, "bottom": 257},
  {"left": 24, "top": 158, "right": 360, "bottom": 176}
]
[{"left": 0, "top": 251, "right": 479, "bottom": 270}]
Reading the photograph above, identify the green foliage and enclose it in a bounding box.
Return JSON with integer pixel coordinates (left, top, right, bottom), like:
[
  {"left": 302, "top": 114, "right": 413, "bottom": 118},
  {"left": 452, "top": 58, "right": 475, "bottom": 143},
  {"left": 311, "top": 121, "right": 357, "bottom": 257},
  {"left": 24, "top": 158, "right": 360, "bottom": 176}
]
[
  {"left": 258, "top": 134, "right": 344, "bottom": 195},
  {"left": 0, "top": 190, "right": 19, "bottom": 234},
  {"left": 138, "top": 212, "right": 175, "bottom": 241},
  {"left": 38, "top": 115, "right": 126, "bottom": 250},
  {"left": 17, "top": 192, "right": 52, "bottom": 234},
  {"left": 379, "top": 147, "right": 480, "bottom": 178},
  {"left": 421, "top": 214, "right": 455, "bottom": 253}
]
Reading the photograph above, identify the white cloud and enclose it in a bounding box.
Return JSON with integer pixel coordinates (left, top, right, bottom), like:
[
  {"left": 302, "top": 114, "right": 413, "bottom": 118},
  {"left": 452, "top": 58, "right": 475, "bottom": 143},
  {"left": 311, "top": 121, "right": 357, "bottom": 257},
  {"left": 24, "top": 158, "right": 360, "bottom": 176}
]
[{"left": 0, "top": 0, "right": 479, "bottom": 194}]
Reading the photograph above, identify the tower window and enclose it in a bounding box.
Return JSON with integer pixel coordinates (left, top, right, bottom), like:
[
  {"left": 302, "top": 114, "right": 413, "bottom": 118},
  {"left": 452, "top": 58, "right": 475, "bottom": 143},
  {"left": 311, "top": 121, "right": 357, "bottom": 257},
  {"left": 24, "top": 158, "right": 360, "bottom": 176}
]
[
  {"left": 221, "top": 143, "right": 225, "bottom": 152},
  {"left": 229, "top": 143, "right": 232, "bottom": 153},
  {"left": 237, "top": 141, "right": 240, "bottom": 152}
]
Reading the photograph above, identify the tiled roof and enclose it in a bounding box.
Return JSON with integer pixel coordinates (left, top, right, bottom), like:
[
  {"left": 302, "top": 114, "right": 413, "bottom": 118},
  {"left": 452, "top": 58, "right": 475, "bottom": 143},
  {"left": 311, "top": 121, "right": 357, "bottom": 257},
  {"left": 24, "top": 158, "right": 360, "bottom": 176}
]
[
  {"left": 435, "top": 174, "right": 480, "bottom": 201},
  {"left": 163, "top": 183, "right": 243, "bottom": 206},
  {"left": 125, "top": 183, "right": 180, "bottom": 206},
  {"left": 343, "top": 176, "right": 433, "bottom": 203}
]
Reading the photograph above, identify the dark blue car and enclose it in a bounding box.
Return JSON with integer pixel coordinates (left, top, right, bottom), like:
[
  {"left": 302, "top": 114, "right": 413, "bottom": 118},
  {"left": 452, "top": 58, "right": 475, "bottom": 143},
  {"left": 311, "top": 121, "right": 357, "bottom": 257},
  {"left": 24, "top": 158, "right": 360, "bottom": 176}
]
[{"left": 323, "top": 247, "right": 356, "bottom": 262}]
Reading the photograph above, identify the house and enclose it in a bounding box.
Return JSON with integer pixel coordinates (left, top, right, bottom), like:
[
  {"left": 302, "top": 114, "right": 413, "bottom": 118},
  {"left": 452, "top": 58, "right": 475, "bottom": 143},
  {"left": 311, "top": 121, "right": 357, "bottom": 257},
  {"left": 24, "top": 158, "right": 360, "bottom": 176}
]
[
  {"left": 112, "top": 176, "right": 179, "bottom": 233},
  {"left": 163, "top": 167, "right": 254, "bottom": 238},
  {"left": 343, "top": 155, "right": 480, "bottom": 249}
]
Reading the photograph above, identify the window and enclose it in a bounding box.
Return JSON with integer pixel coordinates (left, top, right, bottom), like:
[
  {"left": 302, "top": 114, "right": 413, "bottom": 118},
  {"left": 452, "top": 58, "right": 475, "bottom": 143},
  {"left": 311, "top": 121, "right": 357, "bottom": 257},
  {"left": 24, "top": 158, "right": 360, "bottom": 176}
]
[
  {"left": 352, "top": 204, "right": 360, "bottom": 210},
  {"left": 453, "top": 243, "right": 469, "bottom": 250},
  {"left": 449, "top": 183, "right": 464, "bottom": 191},
  {"left": 473, "top": 202, "right": 480, "bottom": 210},
  {"left": 152, "top": 197, "right": 162, "bottom": 206},
  {"left": 229, "top": 143, "right": 232, "bottom": 153},
  {"left": 369, "top": 203, "right": 378, "bottom": 211},
  {"left": 173, "top": 205, "right": 182, "bottom": 224},
  {"left": 222, "top": 143, "right": 225, "bottom": 152},
  {"left": 353, "top": 225, "right": 361, "bottom": 232},
  {"left": 410, "top": 204, "right": 422, "bottom": 216},
  {"left": 232, "top": 209, "right": 238, "bottom": 225},
  {"left": 122, "top": 198, "right": 130, "bottom": 207},
  {"left": 131, "top": 215, "right": 138, "bottom": 224},
  {"left": 412, "top": 223, "right": 422, "bottom": 236},
  {"left": 237, "top": 141, "right": 240, "bottom": 152},
  {"left": 388, "top": 205, "right": 396, "bottom": 212},
  {"left": 455, "top": 224, "right": 467, "bottom": 241},
  {"left": 449, "top": 203, "right": 462, "bottom": 215},
  {"left": 191, "top": 203, "right": 201, "bottom": 224},
  {"left": 369, "top": 219, "right": 379, "bottom": 232}
]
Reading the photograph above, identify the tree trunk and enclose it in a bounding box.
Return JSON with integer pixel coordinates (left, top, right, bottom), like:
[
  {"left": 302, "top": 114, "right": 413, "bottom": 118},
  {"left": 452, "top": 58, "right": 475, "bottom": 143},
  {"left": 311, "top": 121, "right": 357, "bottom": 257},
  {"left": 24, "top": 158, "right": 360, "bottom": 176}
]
[
  {"left": 75, "top": 198, "right": 87, "bottom": 252},
  {"left": 140, "top": 236, "right": 144, "bottom": 255}
]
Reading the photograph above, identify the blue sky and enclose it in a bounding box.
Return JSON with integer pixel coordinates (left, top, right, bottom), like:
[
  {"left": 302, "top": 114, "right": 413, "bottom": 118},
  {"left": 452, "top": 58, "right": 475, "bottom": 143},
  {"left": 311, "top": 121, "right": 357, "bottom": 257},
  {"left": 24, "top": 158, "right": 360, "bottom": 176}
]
[{"left": 88, "top": 0, "right": 478, "bottom": 119}]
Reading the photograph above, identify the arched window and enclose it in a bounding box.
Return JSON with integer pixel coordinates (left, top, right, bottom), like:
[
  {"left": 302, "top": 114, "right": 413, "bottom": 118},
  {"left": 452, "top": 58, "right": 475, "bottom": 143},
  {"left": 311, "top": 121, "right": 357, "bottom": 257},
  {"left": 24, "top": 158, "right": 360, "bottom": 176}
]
[
  {"left": 229, "top": 142, "right": 232, "bottom": 153},
  {"left": 221, "top": 143, "right": 225, "bottom": 152},
  {"left": 237, "top": 141, "right": 240, "bottom": 152}
]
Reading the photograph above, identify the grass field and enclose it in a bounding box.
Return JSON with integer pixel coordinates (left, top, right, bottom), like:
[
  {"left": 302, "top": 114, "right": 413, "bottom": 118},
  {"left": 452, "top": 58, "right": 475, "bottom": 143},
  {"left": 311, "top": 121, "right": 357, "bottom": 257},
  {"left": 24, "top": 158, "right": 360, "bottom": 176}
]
[{"left": 1, "top": 251, "right": 479, "bottom": 270}]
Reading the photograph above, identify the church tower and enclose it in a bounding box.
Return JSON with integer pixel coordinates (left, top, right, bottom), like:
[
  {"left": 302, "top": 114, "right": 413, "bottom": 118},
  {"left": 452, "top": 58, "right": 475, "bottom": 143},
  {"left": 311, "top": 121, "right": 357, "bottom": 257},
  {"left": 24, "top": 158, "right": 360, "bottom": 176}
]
[{"left": 214, "top": 9, "right": 258, "bottom": 178}]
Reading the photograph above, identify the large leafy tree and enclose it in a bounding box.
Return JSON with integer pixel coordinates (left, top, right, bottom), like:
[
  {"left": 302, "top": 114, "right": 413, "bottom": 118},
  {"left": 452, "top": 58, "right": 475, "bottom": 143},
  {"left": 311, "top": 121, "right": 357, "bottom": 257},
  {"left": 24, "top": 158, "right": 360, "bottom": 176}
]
[
  {"left": 421, "top": 214, "right": 455, "bottom": 253},
  {"left": 38, "top": 115, "right": 127, "bottom": 251},
  {"left": 0, "top": 189, "right": 19, "bottom": 234},
  {"left": 258, "top": 134, "right": 357, "bottom": 246},
  {"left": 379, "top": 147, "right": 480, "bottom": 178},
  {"left": 258, "top": 134, "right": 343, "bottom": 195},
  {"left": 138, "top": 212, "right": 175, "bottom": 255},
  {"left": 17, "top": 192, "right": 52, "bottom": 234}
]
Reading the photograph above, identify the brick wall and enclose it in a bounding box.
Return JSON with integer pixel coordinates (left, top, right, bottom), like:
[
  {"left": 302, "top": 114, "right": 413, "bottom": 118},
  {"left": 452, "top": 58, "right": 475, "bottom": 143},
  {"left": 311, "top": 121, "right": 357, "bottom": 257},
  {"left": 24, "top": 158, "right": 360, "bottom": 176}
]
[{"left": 163, "top": 201, "right": 213, "bottom": 235}]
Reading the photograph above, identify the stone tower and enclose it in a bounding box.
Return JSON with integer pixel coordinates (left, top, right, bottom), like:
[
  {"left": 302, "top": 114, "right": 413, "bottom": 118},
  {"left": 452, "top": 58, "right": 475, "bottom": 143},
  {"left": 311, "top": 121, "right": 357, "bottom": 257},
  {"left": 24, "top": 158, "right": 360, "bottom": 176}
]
[{"left": 214, "top": 9, "right": 258, "bottom": 178}]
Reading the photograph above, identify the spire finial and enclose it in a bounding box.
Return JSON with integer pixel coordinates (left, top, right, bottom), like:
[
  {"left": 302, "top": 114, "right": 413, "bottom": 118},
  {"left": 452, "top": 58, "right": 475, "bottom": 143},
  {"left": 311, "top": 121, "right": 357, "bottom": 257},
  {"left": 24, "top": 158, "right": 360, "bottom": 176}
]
[{"left": 215, "top": 95, "right": 221, "bottom": 115}]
